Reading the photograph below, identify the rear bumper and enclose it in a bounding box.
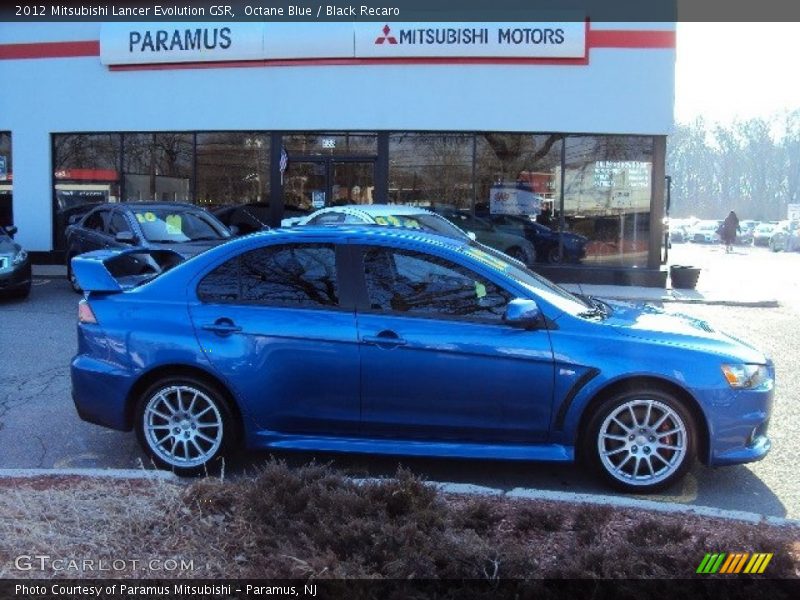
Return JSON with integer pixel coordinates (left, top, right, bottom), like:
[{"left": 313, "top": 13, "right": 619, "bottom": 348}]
[{"left": 71, "top": 355, "right": 135, "bottom": 431}]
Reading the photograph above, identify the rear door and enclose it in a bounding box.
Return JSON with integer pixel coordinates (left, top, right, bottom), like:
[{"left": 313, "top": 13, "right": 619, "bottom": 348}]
[{"left": 189, "top": 241, "right": 361, "bottom": 436}]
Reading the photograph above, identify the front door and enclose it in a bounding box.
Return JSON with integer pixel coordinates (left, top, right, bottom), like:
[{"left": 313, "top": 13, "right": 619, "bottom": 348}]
[
  {"left": 354, "top": 244, "right": 556, "bottom": 443},
  {"left": 283, "top": 159, "right": 375, "bottom": 213}
]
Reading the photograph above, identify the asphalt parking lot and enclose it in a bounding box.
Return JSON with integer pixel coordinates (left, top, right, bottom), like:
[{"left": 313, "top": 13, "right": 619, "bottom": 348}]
[{"left": 0, "top": 242, "right": 798, "bottom": 518}]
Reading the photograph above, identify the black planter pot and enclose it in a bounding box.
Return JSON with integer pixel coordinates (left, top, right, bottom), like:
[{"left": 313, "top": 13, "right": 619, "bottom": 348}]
[{"left": 670, "top": 265, "right": 701, "bottom": 290}]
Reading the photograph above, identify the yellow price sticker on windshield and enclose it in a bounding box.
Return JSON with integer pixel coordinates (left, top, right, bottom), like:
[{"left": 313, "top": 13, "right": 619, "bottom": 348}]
[
  {"left": 165, "top": 214, "right": 182, "bottom": 235},
  {"left": 475, "top": 281, "right": 487, "bottom": 299},
  {"left": 374, "top": 216, "right": 388, "bottom": 226},
  {"left": 135, "top": 213, "right": 146, "bottom": 223},
  {"left": 144, "top": 212, "right": 157, "bottom": 222}
]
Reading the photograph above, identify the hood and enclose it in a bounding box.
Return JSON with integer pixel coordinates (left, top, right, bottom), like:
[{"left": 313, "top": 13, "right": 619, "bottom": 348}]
[{"left": 599, "top": 300, "right": 768, "bottom": 364}]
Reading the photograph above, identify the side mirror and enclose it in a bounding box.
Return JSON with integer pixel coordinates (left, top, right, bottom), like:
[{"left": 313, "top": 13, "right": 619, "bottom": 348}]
[
  {"left": 228, "top": 224, "right": 240, "bottom": 236},
  {"left": 115, "top": 231, "right": 136, "bottom": 244},
  {"left": 68, "top": 215, "right": 81, "bottom": 225},
  {"left": 503, "top": 298, "right": 541, "bottom": 330},
  {"left": 5, "top": 225, "right": 17, "bottom": 237},
  {"left": 467, "top": 231, "right": 477, "bottom": 241}
]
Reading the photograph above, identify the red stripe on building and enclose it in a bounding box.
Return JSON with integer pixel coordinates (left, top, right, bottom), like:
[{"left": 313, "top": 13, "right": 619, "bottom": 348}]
[
  {"left": 587, "top": 30, "right": 676, "bottom": 49},
  {"left": 0, "top": 40, "right": 100, "bottom": 60}
]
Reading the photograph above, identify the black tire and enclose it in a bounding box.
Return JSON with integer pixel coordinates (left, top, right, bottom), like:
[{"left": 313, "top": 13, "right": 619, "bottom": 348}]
[
  {"left": 13, "top": 283, "right": 31, "bottom": 300},
  {"left": 134, "top": 375, "right": 237, "bottom": 476},
  {"left": 582, "top": 388, "right": 696, "bottom": 493},
  {"left": 547, "top": 246, "right": 562, "bottom": 264},
  {"left": 506, "top": 246, "right": 528, "bottom": 264},
  {"left": 67, "top": 255, "right": 82, "bottom": 293}
]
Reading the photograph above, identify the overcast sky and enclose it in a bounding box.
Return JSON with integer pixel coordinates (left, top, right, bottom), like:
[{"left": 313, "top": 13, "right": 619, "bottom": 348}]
[{"left": 675, "top": 23, "right": 800, "bottom": 125}]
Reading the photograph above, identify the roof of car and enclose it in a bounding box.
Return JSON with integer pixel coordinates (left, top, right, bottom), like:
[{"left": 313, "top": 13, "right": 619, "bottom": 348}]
[
  {"left": 317, "top": 204, "right": 438, "bottom": 217},
  {"left": 91, "top": 202, "right": 205, "bottom": 212}
]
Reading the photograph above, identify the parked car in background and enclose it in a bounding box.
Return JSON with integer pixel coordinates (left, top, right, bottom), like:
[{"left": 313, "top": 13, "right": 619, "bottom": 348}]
[
  {"left": 768, "top": 220, "right": 800, "bottom": 252},
  {"left": 213, "top": 202, "right": 310, "bottom": 236},
  {"left": 689, "top": 221, "right": 721, "bottom": 244},
  {"left": 737, "top": 220, "right": 758, "bottom": 245},
  {"left": 753, "top": 222, "right": 777, "bottom": 247},
  {"left": 0, "top": 225, "right": 31, "bottom": 299},
  {"left": 66, "top": 202, "right": 232, "bottom": 292},
  {"left": 296, "top": 204, "right": 537, "bottom": 266},
  {"left": 480, "top": 213, "right": 588, "bottom": 263},
  {"left": 70, "top": 226, "right": 774, "bottom": 492},
  {"left": 439, "top": 211, "right": 538, "bottom": 265}
]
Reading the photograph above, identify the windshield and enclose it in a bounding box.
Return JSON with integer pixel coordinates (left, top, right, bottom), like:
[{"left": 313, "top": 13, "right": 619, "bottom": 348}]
[
  {"left": 132, "top": 208, "right": 230, "bottom": 243},
  {"left": 373, "top": 213, "right": 470, "bottom": 240},
  {"left": 458, "top": 243, "right": 593, "bottom": 315}
]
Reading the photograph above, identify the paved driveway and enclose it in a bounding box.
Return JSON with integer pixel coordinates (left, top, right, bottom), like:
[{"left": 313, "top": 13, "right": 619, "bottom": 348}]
[{"left": 0, "top": 246, "right": 797, "bottom": 518}]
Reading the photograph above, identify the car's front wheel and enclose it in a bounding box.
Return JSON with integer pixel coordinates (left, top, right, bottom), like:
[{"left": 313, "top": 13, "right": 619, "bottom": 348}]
[
  {"left": 135, "top": 376, "right": 235, "bottom": 476},
  {"left": 584, "top": 389, "right": 696, "bottom": 493}
]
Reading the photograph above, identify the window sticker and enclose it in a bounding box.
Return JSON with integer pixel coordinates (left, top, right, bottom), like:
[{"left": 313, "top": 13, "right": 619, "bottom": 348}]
[
  {"left": 165, "top": 214, "right": 183, "bottom": 235},
  {"left": 135, "top": 213, "right": 146, "bottom": 223},
  {"left": 475, "top": 281, "right": 487, "bottom": 299}
]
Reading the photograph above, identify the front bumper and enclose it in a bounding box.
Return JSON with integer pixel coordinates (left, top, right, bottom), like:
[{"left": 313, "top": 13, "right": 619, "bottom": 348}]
[
  {"left": 706, "top": 385, "right": 774, "bottom": 467},
  {"left": 0, "top": 259, "right": 32, "bottom": 291}
]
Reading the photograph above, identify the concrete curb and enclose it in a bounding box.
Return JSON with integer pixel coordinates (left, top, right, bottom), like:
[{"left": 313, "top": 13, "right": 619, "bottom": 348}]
[
  {"left": 354, "top": 477, "right": 800, "bottom": 528},
  {"left": 0, "top": 468, "right": 178, "bottom": 481},
  {"left": 2, "top": 469, "right": 796, "bottom": 528}
]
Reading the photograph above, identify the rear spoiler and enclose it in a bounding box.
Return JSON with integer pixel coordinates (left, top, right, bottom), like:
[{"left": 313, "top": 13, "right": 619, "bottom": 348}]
[{"left": 71, "top": 247, "right": 185, "bottom": 293}]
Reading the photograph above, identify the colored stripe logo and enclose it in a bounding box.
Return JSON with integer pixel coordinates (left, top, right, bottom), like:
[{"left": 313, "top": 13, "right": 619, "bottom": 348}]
[{"left": 697, "top": 553, "right": 773, "bottom": 574}]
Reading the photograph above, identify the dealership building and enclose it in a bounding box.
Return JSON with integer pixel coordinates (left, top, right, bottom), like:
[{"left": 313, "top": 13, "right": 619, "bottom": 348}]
[{"left": 0, "top": 20, "right": 675, "bottom": 285}]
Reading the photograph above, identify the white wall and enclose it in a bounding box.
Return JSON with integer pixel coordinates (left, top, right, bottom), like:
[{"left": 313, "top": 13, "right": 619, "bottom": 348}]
[{"left": 0, "top": 23, "right": 675, "bottom": 251}]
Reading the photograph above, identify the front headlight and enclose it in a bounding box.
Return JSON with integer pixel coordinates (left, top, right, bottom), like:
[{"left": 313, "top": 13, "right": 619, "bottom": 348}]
[
  {"left": 721, "top": 364, "right": 771, "bottom": 389},
  {"left": 12, "top": 250, "right": 27, "bottom": 266}
]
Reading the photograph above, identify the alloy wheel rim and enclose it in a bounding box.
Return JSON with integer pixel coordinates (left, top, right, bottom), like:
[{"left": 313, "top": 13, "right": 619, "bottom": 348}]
[
  {"left": 597, "top": 399, "right": 687, "bottom": 487},
  {"left": 143, "top": 385, "right": 223, "bottom": 468}
]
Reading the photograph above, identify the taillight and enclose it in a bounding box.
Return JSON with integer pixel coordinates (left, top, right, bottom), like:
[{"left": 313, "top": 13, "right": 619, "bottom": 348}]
[{"left": 78, "top": 299, "right": 98, "bottom": 324}]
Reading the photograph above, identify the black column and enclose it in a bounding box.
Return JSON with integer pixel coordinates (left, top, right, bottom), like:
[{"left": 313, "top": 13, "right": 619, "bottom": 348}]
[
  {"left": 269, "top": 132, "right": 283, "bottom": 227},
  {"left": 375, "top": 132, "right": 389, "bottom": 203}
]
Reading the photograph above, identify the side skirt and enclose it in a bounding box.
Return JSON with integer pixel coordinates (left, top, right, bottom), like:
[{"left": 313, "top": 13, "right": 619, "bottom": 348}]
[{"left": 250, "top": 431, "right": 574, "bottom": 462}]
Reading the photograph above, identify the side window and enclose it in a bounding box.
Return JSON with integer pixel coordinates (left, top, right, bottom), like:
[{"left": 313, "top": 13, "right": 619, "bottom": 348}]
[
  {"left": 241, "top": 244, "right": 339, "bottom": 308},
  {"left": 83, "top": 210, "right": 106, "bottom": 232},
  {"left": 363, "top": 247, "right": 511, "bottom": 322},
  {"left": 309, "top": 213, "right": 345, "bottom": 225},
  {"left": 108, "top": 212, "right": 131, "bottom": 236},
  {"left": 197, "top": 257, "right": 240, "bottom": 302}
]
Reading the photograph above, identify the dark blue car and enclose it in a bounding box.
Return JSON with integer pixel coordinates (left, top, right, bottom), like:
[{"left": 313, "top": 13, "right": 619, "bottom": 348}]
[
  {"left": 66, "top": 202, "right": 232, "bottom": 292},
  {"left": 484, "top": 214, "right": 588, "bottom": 264},
  {"left": 70, "top": 227, "right": 774, "bottom": 492}
]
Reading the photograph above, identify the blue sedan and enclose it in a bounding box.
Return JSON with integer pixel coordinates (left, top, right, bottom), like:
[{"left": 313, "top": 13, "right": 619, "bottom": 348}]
[{"left": 70, "top": 227, "right": 774, "bottom": 492}]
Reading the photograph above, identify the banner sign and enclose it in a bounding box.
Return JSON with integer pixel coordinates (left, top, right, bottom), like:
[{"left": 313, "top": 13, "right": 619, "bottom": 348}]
[
  {"left": 101, "top": 21, "right": 586, "bottom": 65},
  {"left": 489, "top": 183, "right": 543, "bottom": 216}
]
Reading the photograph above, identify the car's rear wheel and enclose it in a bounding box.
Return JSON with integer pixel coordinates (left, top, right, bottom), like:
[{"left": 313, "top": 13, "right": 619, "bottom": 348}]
[
  {"left": 135, "top": 376, "right": 235, "bottom": 476},
  {"left": 583, "top": 389, "right": 696, "bottom": 493},
  {"left": 547, "top": 246, "right": 562, "bottom": 264}
]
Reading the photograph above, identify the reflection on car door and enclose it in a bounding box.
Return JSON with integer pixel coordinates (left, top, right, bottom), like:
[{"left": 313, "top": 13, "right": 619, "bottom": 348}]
[
  {"left": 189, "top": 242, "right": 361, "bottom": 436},
  {"left": 354, "top": 245, "right": 555, "bottom": 443}
]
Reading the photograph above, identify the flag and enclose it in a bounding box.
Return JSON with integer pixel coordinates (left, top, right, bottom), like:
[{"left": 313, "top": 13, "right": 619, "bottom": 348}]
[{"left": 279, "top": 146, "right": 288, "bottom": 184}]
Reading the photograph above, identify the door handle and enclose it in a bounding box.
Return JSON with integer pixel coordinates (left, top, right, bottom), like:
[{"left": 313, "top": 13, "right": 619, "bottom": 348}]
[
  {"left": 362, "top": 330, "right": 407, "bottom": 348},
  {"left": 201, "top": 318, "right": 242, "bottom": 335}
]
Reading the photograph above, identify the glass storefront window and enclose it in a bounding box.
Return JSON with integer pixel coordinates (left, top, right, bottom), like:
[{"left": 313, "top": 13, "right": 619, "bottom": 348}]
[
  {"left": 52, "top": 133, "right": 122, "bottom": 250},
  {"left": 559, "top": 136, "right": 654, "bottom": 267},
  {"left": 196, "top": 132, "right": 270, "bottom": 208},
  {"left": 0, "top": 132, "right": 11, "bottom": 228},
  {"left": 123, "top": 133, "right": 193, "bottom": 202},
  {"left": 389, "top": 133, "right": 473, "bottom": 210},
  {"left": 283, "top": 133, "right": 377, "bottom": 157}
]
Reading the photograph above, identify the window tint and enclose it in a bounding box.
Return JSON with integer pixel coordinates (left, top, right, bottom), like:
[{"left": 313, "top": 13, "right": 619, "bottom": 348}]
[
  {"left": 108, "top": 212, "right": 131, "bottom": 236},
  {"left": 197, "top": 257, "right": 240, "bottom": 302},
  {"left": 363, "top": 247, "right": 511, "bottom": 321},
  {"left": 242, "top": 244, "right": 339, "bottom": 307},
  {"left": 197, "top": 244, "right": 339, "bottom": 308},
  {"left": 83, "top": 210, "right": 106, "bottom": 232}
]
